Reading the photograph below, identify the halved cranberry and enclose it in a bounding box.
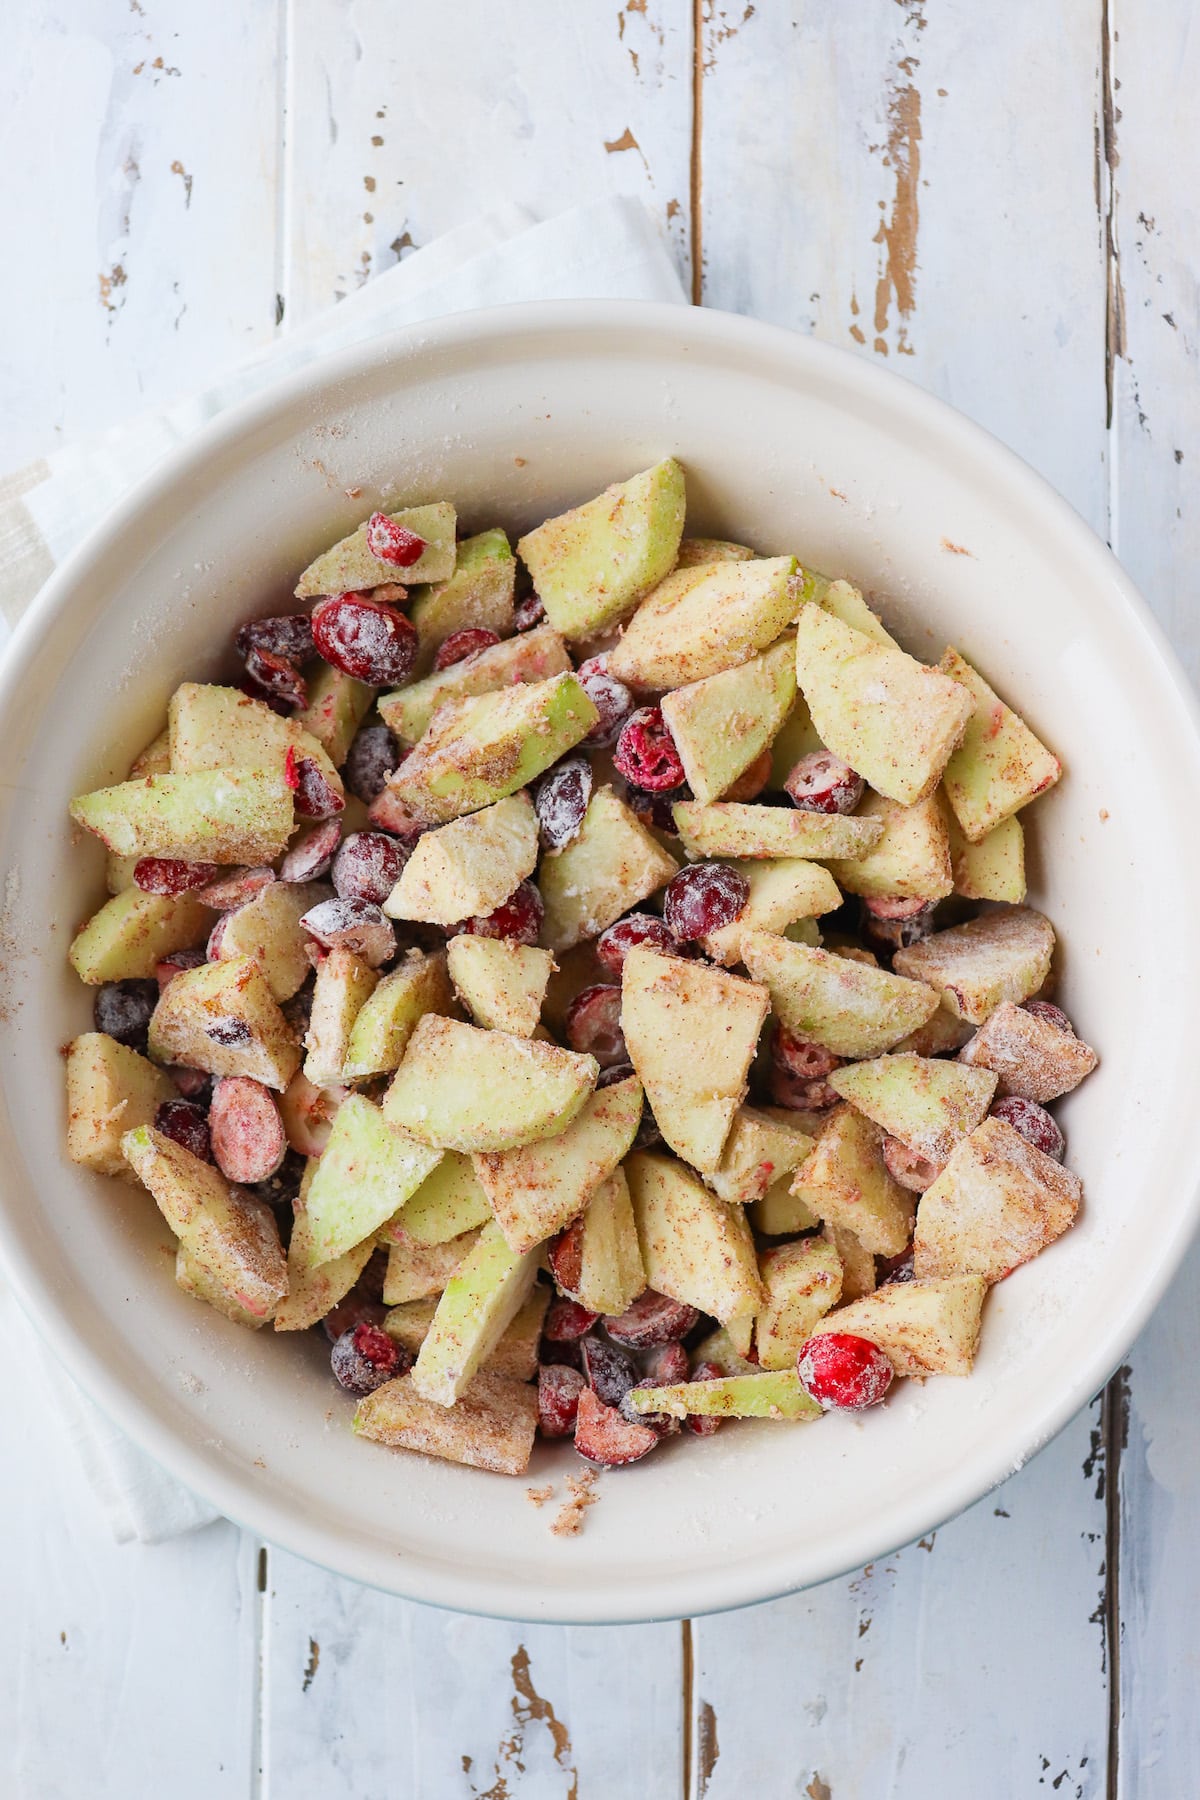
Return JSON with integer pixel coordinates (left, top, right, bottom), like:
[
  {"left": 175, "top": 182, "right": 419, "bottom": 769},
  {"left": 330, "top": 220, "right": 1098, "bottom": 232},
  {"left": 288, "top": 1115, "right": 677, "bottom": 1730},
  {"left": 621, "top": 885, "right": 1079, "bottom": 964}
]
[
  {"left": 433, "top": 627, "right": 501, "bottom": 669},
  {"left": 301, "top": 896, "right": 396, "bottom": 967},
  {"left": 684, "top": 1358, "right": 725, "bottom": 1436},
  {"left": 625, "top": 781, "right": 692, "bottom": 835},
  {"left": 459, "top": 879, "right": 544, "bottom": 946},
  {"left": 134, "top": 858, "right": 220, "bottom": 896},
  {"left": 332, "top": 831, "right": 406, "bottom": 905},
  {"left": 991, "top": 1094, "right": 1066, "bottom": 1161},
  {"left": 547, "top": 1220, "right": 584, "bottom": 1296},
  {"left": 155, "top": 948, "right": 207, "bottom": 991},
  {"left": 785, "top": 750, "right": 864, "bottom": 815},
  {"left": 365, "top": 510, "right": 426, "bottom": 568},
  {"left": 645, "top": 1341, "right": 690, "bottom": 1385},
  {"left": 533, "top": 757, "right": 592, "bottom": 851},
  {"left": 797, "top": 1332, "right": 893, "bottom": 1410},
  {"left": 94, "top": 979, "right": 158, "bottom": 1048},
  {"left": 537, "top": 1363, "right": 586, "bottom": 1438},
  {"left": 1023, "top": 999, "right": 1075, "bottom": 1035},
  {"left": 321, "top": 1293, "right": 387, "bottom": 1343},
  {"left": 882, "top": 1136, "right": 943, "bottom": 1192},
  {"left": 209, "top": 1077, "right": 287, "bottom": 1184},
  {"left": 580, "top": 1334, "right": 637, "bottom": 1407},
  {"left": 605, "top": 1290, "right": 700, "bottom": 1348},
  {"left": 596, "top": 913, "right": 677, "bottom": 976},
  {"left": 279, "top": 818, "right": 342, "bottom": 883},
  {"left": 243, "top": 645, "right": 308, "bottom": 710},
  {"left": 768, "top": 1063, "right": 840, "bottom": 1111},
  {"left": 345, "top": 722, "right": 402, "bottom": 804},
  {"left": 154, "top": 1098, "right": 212, "bottom": 1162},
  {"left": 573, "top": 1386, "right": 658, "bottom": 1467},
  {"left": 284, "top": 747, "right": 345, "bottom": 821},
  {"left": 663, "top": 862, "right": 748, "bottom": 942},
  {"left": 279, "top": 1070, "right": 348, "bottom": 1157},
  {"left": 236, "top": 614, "right": 315, "bottom": 666},
  {"left": 194, "top": 866, "right": 276, "bottom": 910},
  {"left": 513, "top": 592, "right": 545, "bottom": 632},
  {"left": 614, "top": 706, "right": 686, "bottom": 792},
  {"left": 544, "top": 1296, "right": 600, "bottom": 1342},
  {"left": 564, "top": 985, "right": 626, "bottom": 1066},
  {"left": 331, "top": 1321, "right": 407, "bottom": 1396},
  {"left": 577, "top": 655, "right": 635, "bottom": 746},
  {"left": 772, "top": 1028, "right": 840, "bottom": 1081},
  {"left": 863, "top": 898, "right": 937, "bottom": 953},
  {"left": 311, "top": 593, "right": 418, "bottom": 684},
  {"left": 723, "top": 748, "right": 773, "bottom": 803}
]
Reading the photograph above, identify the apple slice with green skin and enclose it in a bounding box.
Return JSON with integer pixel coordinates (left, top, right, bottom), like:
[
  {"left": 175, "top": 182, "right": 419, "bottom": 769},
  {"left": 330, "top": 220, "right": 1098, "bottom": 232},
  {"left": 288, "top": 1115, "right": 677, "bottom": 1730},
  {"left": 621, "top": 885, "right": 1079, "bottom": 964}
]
[
  {"left": 341, "top": 950, "right": 454, "bottom": 1081},
  {"left": 303, "top": 947, "right": 379, "bottom": 1086},
  {"left": 622, "top": 946, "right": 769, "bottom": 1174},
  {"left": 167, "top": 684, "right": 342, "bottom": 799},
  {"left": 807, "top": 1275, "right": 986, "bottom": 1378},
  {"left": 539, "top": 786, "right": 680, "bottom": 954},
  {"left": 794, "top": 605, "right": 973, "bottom": 806},
  {"left": 700, "top": 857, "right": 842, "bottom": 966},
  {"left": 913, "top": 1116, "right": 1082, "bottom": 1286},
  {"left": 660, "top": 639, "right": 797, "bottom": 804},
  {"left": 130, "top": 728, "right": 171, "bottom": 778},
  {"left": 273, "top": 1180, "right": 376, "bottom": 1331},
  {"left": 958, "top": 1000, "right": 1097, "bottom": 1104},
  {"left": 626, "top": 1151, "right": 765, "bottom": 1324},
  {"left": 294, "top": 501, "right": 457, "bottom": 598},
  {"left": 755, "top": 1239, "right": 844, "bottom": 1370},
  {"left": 672, "top": 800, "right": 884, "bottom": 862},
  {"left": 70, "top": 768, "right": 294, "bottom": 864},
  {"left": 607, "top": 555, "right": 799, "bottom": 690},
  {"left": 703, "top": 1105, "right": 816, "bottom": 1206},
  {"left": 105, "top": 851, "right": 139, "bottom": 895},
  {"left": 626, "top": 1370, "right": 822, "bottom": 1421},
  {"left": 828, "top": 1053, "right": 997, "bottom": 1165},
  {"left": 446, "top": 936, "right": 553, "bottom": 1037},
  {"left": 391, "top": 1151, "right": 493, "bottom": 1245},
  {"left": 382, "top": 1226, "right": 482, "bottom": 1304},
  {"left": 385, "top": 673, "right": 597, "bottom": 825},
  {"left": 892, "top": 906, "right": 1055, "bottom": 1025},
  {"left": 826, "top": 791, "right": 953, "bottom": 902},
  {"left": 818, "top": 578, "right": 899, "bottom": 649},
  {"left": 473, "top": 1073, "right": 643, "bottom": 1255},
  {"left": 947, "top": 808, "right": 1026, "bottom": 904},
  {"left": 689, "top": 1325, "right": 759, "bottom": 1377},
  {"left": 938, "top": 647, "right": 1062, "bottom": 843},
  {"left": 551, "top": 1167, "right": 646, "bottom": 1316},
  {"left": 822, "top": 1222, "right": 877, "bottom": 1301},
  {"left": 354, "top": 1368, "right": 539, "bottom": 1475},
  {"left": 407, "top": 528, "right": 517, "bottom": 672},
  {"left": 148, "top": 954, "right": 301, "bottom": 1090},
  {"left": 294, "top": 664, "right": 377, "bottom": 767},
  {"left": 384, "top": 793, "right": 538, "bottom": 927},
  {"left": 676, "top": 536, "right": 756, "bottom": 566},
  {"left": 382, "top": 1287, "right": 548, "bottom": 1382},
  {"left": 749, "top": 1173, "right": 819, "bottom": 1236},
  {"left": 382, "top": 1014, "right": 597, "bottom": 1152},
  {"left": 516, "top": 459, "right": 686, "bottom": 640},
  {"left": 378, "top": 624, "right": 571, "bottom": 746},
  {"left": 410, "top": 1219, "right": 540, "bottom": 1407},
  {"left": 740, "top": 930, "right": 939, "bottom": 1058},
  {"left": 68, "top": 889, "right": 210, "bottom": 985},
  {"left": 66, "top": 1033, "right": 177, "bottom": 1175},
  {"left": 176, "top": 1243, "right": 272, "bottom": 1329},
  {"left": 302, "top": 1093, "right": 441, "bottom": 1267},
  {"left": 214, "top": 879, "right": 329, "bottom": 1002},
  {"left": 790, "top": 1104, "right": 915, "bottom": 1257}
]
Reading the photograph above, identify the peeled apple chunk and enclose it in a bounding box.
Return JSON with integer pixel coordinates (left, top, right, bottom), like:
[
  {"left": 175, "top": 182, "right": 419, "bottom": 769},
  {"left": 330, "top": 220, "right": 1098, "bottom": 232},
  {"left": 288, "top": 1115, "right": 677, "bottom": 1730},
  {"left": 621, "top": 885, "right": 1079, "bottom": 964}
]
[
  {"left": 167, "top": 683, "right": 342, "bottom": 798},
  {"left": 302, "top": 1094, "right": 441, "bottom": 1267},
  {"left": 938, "top": 647, "right": 1061, "bottom": 842},
  {"left": 382, "top": 1014, "right": 597, "bottom": 1152},
  {"left": 913, "top": 1116, "right": 1082, "bottom": 1285},
  {"left": 538, "top": 786, "right": 680, "bottom": 954},
  {"left": 794, "top": 605, "right": 973, "bottom": 806},
  {"left": 294, "top": 501, "right": 457, "bottom": 597},
  {"left": 446, "top": 936, "right": 553, "bottom": 1037},
  {"left": 66, "top": 1033, "right": 176, "bottom": 1175},
  {"left": 825, "top": 792, "right": 954, "bottom": 903},
  {"left": 702, "top": 1105, "right": 816, "bottom": 1206},
  {"left": 408, "top": 528, "right": 517, "bottom": 672},
  {"left": 384, "top": 793, "right": 538, "bottom": 927},
  {"left": 789, "top": 1104, "right": 915, "bottom": 1257},
  {"left": 946, "top": 809, "right": 1027, "bottom": 904},
  {"left": 739, "top": 931, "right": 939, "bottom": 1059},
  {"left": 353, "top": 1369, "right": 538, "bottom": 1475},
  {"left": 700, "top": 858, "right": 842, "bottom": 966},
  {"left": 68, "top": 889, "right": 209, "bottom": 985},
  {"left": 827, "top": 1053, "right": 998, "bottom": 1166},
  {"left": 672, "top": 800, "right": 885, "bottom": 863},
  {"left": 660, "top": 639, "right": 797, "bottom": 804},
  {"left": 550, "top": 1167, "right": 646, "bottom": 1316},
  {"left": 148, "top": 954, "right": 301, "bottom": 1090},
  {"left": 892, "top": 906, "right": 1055, "bottom": 1025},
  {"left": 755, "top": 1238, "right": 844, "bottom": 1370},
  {"left": 626, "top": 1151, "right": 765, "bottom": 1324},
  {"left": 607, "top": 556, "right": 799, "bottom": 690},
  {"left": 808, "top": 1276, "right": 986, "bottom": 1377}
]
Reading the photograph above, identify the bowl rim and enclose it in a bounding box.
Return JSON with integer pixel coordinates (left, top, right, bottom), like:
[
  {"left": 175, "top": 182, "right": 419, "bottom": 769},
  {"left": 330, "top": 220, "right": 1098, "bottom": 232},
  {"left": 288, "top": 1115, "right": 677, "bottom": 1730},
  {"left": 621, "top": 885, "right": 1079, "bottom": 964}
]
[{"left": 5, "top": 297, "right": 1200, "bottom": 1622}]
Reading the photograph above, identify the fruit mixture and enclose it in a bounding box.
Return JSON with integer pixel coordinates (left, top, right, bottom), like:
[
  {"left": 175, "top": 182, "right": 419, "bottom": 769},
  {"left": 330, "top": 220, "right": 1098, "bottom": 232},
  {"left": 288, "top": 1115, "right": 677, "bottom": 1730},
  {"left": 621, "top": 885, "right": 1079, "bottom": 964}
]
[{"left": 65, "top": 462, "right": 1097, "bottom": 1479}]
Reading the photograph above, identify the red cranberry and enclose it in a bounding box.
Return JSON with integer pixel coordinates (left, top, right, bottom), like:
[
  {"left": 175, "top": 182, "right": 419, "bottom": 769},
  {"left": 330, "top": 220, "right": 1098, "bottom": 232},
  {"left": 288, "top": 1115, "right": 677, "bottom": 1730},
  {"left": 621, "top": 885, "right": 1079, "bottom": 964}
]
[
  {"left": 785, "top": 750, "right": 864, "bottom": 815},
  {"left": 134, "top": 858, "right": 220, "bottom": 896},
  {"left": 537, "top": 1363, "right": 586, "bottom": 1438},
  {"left": 94, "top": 979, "right": 158, "bottom": 1048},
  {"left": 459, "top": 879, "right": 544, "bottom": 946},
  {"left": 332, "top": 831, "right": 406, "bottom": 905},
  {"left": 991, "top": 1095, "right": 1066, "bottom": 1161},
  {"left": 564, "top": 985, "right": 626, "bottom": 1066},
  {"left": 768, "top": 1062, "right": 841, "bottom": 1111},
  {"left": 206, "top": 913, "right": 232, "bottom": 961},
  {"left": 645, "top": 1341, "right": 690, "bottom": 1385},
  {"left": 330, "top": 1321, "right": 406, "bottom": 1396},
  {"left": 547, "top": 1219, "right": 584, "bottom": 1296},
  {"left": 284, "top": 747, "right": 345, "bottom": 821},
  {"left": 596, "top": 913, "right": 677, "bottom": 976},
  {"left": 614, "top": 706, "right": 686, "bottom": 792},
  {"left": 321, "top": 1293, "right": 387, "bottom": 1343},
  {"left": 236, "top": 614, "right": 315, "bottom": 666},
  {"left": 723, "top": 748, "right": 773, "bottom": 803},
  {"left": 604, "top": 1290, "right": 700, "bottom": 1348},
  {"left": 433, "top": 628, "right": 501, "bottom": 669},
  {"left": 596, "top": 1061, "right": 636, "bottom": 1089},
  {"left": 154, "top": 1099, "right": 212, "bottom": 1162},
  {"left": 772, "top": 1028, "right": 840, "bottom": 1081},
  {"left": 301, "top": 896, "right": 397, "bottom": 967},
  {"left": 863, "top": 899, "right": 937, "bottom": 953},
  {"left": 533, "top": 757, "right": 593, "bottom": 851},
  {"left": 543, "top": 1296, "right": 600, "bottom": 1342},
  {"left": 279, "top": 818, "right": 342, "bottom": 883},
  {"left": 365, "top": 510, "right": 426, "bottom": 568},
  {"left": 798, "top": 1332, "right": 894, "bottom": 1410},
  {"left": 625, "top": 782, "right": 691, "bottom": 834},
  {"left": 619, "top": 1379, "right": 681, "bottom": 1438},
  {"left": 513, "top": 592, "right": 545, "bottom": 632},
  {"left": 574, "top": 1386, "right": 659, "bottom": 1466},
  {"left": 156, "top": 948, "right": 207, "bottom": 991},
  {"left": 311, "top": 593, "right": 418, "bottom": 684},
  {"left": 243, "top": 645, "right": 308, "bottom": 710},
  {"left": 882, "top": 1136, "right": 942, "bottom": 1192},
  {"left": 344, "top": 722, "right": 402, "bottom": 804},
  {"left": 208, "top": 1077, "right": 287, "bottom": 1184},
  {"left": 576, "top": 655, "right": 635, "bottom": 746},
  {"left": 663, "top": 862, "right": 748, "bottom": 942},
  {"left": 878, "top": 1245, "right": 915, "bottom": 1285},
  {"left": 194, "top": 866, "right": 275, "bottom": 910},
  {"left": 684, "top": 1358, "right": 726, "bottom": 1436},
  {"left": 1023, "top": 999, "right": 1075, "bottom": 1035},
  {"left": 166, "top": 1065, "right": 212, "bottom": 1101},
  {"left": 580, "top": 1334, "right": 637, "bottom": 1407}
]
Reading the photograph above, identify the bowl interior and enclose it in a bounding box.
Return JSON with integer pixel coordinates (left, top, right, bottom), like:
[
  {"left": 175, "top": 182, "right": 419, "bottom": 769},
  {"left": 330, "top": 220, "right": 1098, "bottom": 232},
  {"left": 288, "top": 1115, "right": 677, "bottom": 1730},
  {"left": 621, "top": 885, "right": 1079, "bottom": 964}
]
[{"left": 2, "top": 303, "right": 1197, "bottom": 1622}]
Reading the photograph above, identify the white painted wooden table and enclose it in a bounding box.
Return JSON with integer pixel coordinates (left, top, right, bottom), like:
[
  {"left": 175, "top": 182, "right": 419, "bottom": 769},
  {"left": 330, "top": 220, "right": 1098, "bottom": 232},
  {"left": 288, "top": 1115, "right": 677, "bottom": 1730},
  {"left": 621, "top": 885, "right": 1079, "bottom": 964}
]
[{"left": 4, "top": 4, "right": 1197, "bottom": 1793}]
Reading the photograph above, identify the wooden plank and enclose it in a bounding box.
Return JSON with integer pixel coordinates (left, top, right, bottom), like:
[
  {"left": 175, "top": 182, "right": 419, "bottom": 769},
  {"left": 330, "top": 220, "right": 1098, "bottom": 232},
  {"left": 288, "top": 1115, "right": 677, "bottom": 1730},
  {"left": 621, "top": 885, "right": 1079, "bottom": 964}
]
[
  {"left": 0, "top": 1287, "right": 260, "bottom": 1797},
  {"left": 0, "top": 0, "right": 283, "bottom": 469},
  {"left": 282, "top": 0, "right": 694, "bottom": 326},
  {"left": 260, "top": 1546, "right": 684, "bottom": 1797}
]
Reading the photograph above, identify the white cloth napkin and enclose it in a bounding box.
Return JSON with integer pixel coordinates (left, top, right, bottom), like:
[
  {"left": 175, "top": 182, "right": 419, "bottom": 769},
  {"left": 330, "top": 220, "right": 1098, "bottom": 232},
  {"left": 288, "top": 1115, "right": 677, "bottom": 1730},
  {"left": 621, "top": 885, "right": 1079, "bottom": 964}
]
[{"left": 5, "top": 195, "right": 687, "bottom": 1544}]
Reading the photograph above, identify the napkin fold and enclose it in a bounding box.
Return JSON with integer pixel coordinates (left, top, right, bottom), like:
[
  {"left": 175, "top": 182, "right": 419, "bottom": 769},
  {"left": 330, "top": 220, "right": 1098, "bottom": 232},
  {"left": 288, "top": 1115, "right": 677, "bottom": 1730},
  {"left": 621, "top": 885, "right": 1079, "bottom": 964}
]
[{"left": 5, "top": 194, "right": 687, "bottom": 1544}]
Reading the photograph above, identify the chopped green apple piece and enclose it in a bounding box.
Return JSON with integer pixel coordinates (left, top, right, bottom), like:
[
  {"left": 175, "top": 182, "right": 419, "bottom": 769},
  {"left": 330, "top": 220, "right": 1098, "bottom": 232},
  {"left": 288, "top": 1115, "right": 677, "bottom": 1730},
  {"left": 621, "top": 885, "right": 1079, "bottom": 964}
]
[
  {"left": 947, "top": 808, "right": 1027, "bottom": 904},
  {"left": 552, "top": 1167, "right": 645, "bottom": 1316},
  {"left": 626, "top": 1151, "right": 764, "bottom": 1323},
  {"left": 704, "top": 1105, "right": 816, "bottom": 1206},
  {"left": 808, "top": 1275, "right": 986, "bottom": 1378},
  {"left": 755, "top": 1238, "right": 843, "bottom": 1370},
  {"left": 660, "top": 639, "right": 797, "bottom": 804},
  {"left": 892, "top": 999, "right": 974, "bottom": 1058},
  {"left": 274, "top": 1190, "right": 375, "bottom": 1331},
  {"left": 701, "top": 857, "right": 842, "bottom": 966},
  {"left": 148, "top": 954, "right": 301, "bottom": 1090},
  {"left": 914, "top": 1116, "right": 1082, "bottom": 1285},
  {"left": 68, "top": 889, "right": 209, "bottom": 985},
  {"left": 626, "top": 1370, "right": 821, "bottom": 1421},
  {"left": 794, "top": 605, "right": 973, "bottom": 806},
  {"left": 382, "top": 1015, "right": 597, "bottom": 1152},
  {"left": 130, "top": 728, "right": 171, "bottom": 777},
  {"left": 385, "top": 793, "right": 538, "bottom": 926},
  {"left": 749, "top": 1173, "right": 819, "bottom": 1236},
  {"left": 446, "top": 936, "right": 552, "bottom": 1036},
  {"left": 829, "top": 1053, "right": 997, "bottom": 1165},
  {"left": 516, "top": 459, "right": 686, "bottom": 639},
  {"left": 818, "top": 578, "right": 899, "bottom": 649},
  {"left": 213, "top": 879, "right": 328, "bottom": 1002},
  {"left": 386, "top": 673, "right": 597, "bottom": 825},
  {"left": 676, "top": 536, "right": 756, "bottom": 566},
  {"left": 740, "top": 930, "right": 939, "bottom": 1058},
  {"left": 167, "top": 683, "right": 342, "bottom": 798},
  {"left": 939, "top": 647, "right": 1062, "bottom": 842},
  {"left": 353, "top": 1369, "right": 538, "bottom": 1475},
  {"left": 70, "top": 768, "right": 294, "bottom": 864},
  {"left": 295, "top": 500, "right": 457, "bottom": 598},
  {"left": 673, "top": 800, "right": 884, "bottom": 862},
  {"left": 790, "top": 1104, "right": 914, "bottom": 1256},
  {"left": 826, "top": 791, "right": 953, "bottom": 902},
  {"left": 822, "top": 1221, "right": 877, "bottom": 1301},
  {"left": 622, "top": 947, "right": 769, "bottom": 1173},
  {"left": 379, "top": 623, "right": 571, "bottom": 745},
  {"left": 303, "top": 946, "right": 379, "bottom": 1086},
  {"left": 408, "top": 528, "right": 516, "bottom": 671},
  {"left": 607, "top": 555, "right": 799, "bottom": 690},
  {"left": 411, "top": 1219, "right": 539, "bottom": 1406},
  {"left": 341, "top": 950, "right": 454, "bottom": 1081},
  {"left": 105, "top": 851, "right": 139, "bottom": 895},
  {"left": 690, "top": 1324, "right": 759, "bottom": 1377},
  {"left": 176, "top": 1244, "right": 271, "bottom": 1329},
  {"left": 294, "top": 664, "right": 376, "bottom": 767},
  {"left": 383, "top": 1285, "right": 549, "bottom": 1382},
  {"left": 303, "top": 1094, "right": 441, "bottom": 1266},
  {"left": 768, "top": 694, "right": 826, "bottom": 788},
  {"left": 391, "top": 1151, "right": 492, "bottom": 1245},
  {"left": 382, "top": 1226, "right": 483, "bottom": 1304},
  {"left": 539, "top": 786, "right": 680, "bottom": 953},
  {"left": 892, "top": 906, "right": 1055, "bottom": 1024},
  {"left": 958, "top": 999, "right": 1097, "bottom": 1103},
  {"left": 473, "top": 1073, "right": 643, "bottom": 1254},
  {"left": 66, "top": 1033, "right": 176, "bottom": 1176}
]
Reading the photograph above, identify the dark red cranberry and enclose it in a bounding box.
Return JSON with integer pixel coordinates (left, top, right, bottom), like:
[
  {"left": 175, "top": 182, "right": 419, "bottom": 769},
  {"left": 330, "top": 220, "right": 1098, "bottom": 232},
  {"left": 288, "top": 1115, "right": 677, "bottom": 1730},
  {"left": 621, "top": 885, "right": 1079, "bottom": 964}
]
[
  {"left": 863, "top": 898, "right": 937, "bottom": 953},
  {"left": 547, "top": 1220, "right": 584, "bottom": 1296},
  {"left": 576, "top": 655, "right": 635, "bottom": 746},
  {"left": 311, "top": 593, "right": 418, "bottom": 684},
  {"left": 605, "top": 1290, "right": 700, "bottom": 1348},
  {"left": 433, "top": 628, "right": 501, "bottom": 669},
  {"left": 134, "top": 858, "right": 220, "bottom": 896},
  {"left": 543, "top": 1296, "right": 600, "bottom": 1342},
  {"left": 332, "top": 831, "right": 406, "bottom": 905},
  {"left": 166, "top": 1065, "right": 212, "bottom": 1101},
  {"left": 878, "top": 1245, "right": 915, "bottom": 1284},
  {"left": 596, "top": 913, "right": 677, "bottom": 976},
  {"left": 663, "top": 862, "right": 748, "bottom": 942},
  {"left": 236, "top": 614, "right": 315, "bottom": 666},
  {"left": 596, "top": 1061, "right": 636, "bottom": 1089},
  {"left": 365, "top": 510, "right": 426, "bottom": 568},
  {"left": 797, "top": 1332, "right": 893, "bottom": 1410},
  {"left": 633, "top": 1104, "right": 664, "bottom": 1150},
  {"left": 539, "top": 1338, "right": 584, "bottom": 1371},
  {"left": 301, "top": 896, "right": 396, "bottom": 967},
  {"left": 533, "top": 757, "right": 592, "bottom": 851},
  {"left": 785, "top": 750, "right": 864, "bottom": 815},
  {"left": 279, "top": 818, "right": 342, "bottom": 883},
  {"left": 991, "top": 1095, "right": 1066, "bottom": 1161},
  {"left": 882, "top": 1136, "right": 942, "bottom": 1192},
  {"left": 645, "top": 1341, "right": 690, "bottom": 1385},
  {"left": 94, "top": 979, "right": 158, "bottom": 1048},
  {"left": 772, "top": 1028, "right": 840, "bottom": 1081},
  {"left": 723, "top": 748, "right": 773, "bottom": 802},
  {"left": 194, "top": 866, "right": 275, "bottom": 910},
  {"left": 459, "top": 879, "right": 544, "bottom": 946},
  {"left": 321, "top": 1293, "right": 387, "bottom": 1343},
  {"left": 625, "top": 782, "right": 691, "bottom": 834},
  {"left": 209, "top": 1077, "right": 287, "bottom": 1184},
  {"left": 564, "top": 985, "right": 626, "bottom": 1066},
  {"left": 154, "top": 1099, "right": 212, "bottom": 1162},
  {"left": 344, "top": 722, "right": 402, "bottom": 804},
  {"left": 614, "top": 706, "right": 686, "bottom": 792},
  {"left": 574, "top": 1387, "right": 658, "bottom": 1466},
  {"left": 537, "top": 1363, "right": 586, "bottom": 1437},
  {"left": 244, "top": 645, "right": 308, "bottom": 709},
  {"left": 1023, "top": 999, "right": 1075, "bottom": 1035},
  {"left": 156, "top": 948, "right": 207, "bottom": 991},
  {"left": 513, "top": 592, "right": 545, "bottom": 632},
  {"left": 619, "top": 1379, "right": 681, "bottom": 1438},
  {"left": 284, "top": 747, "right": 345, "bottom": 820},
  {"left": 580, "top": 1334, "right": 637, "bottom": 1407},
  {"left": 206, "top": 1015, "right": 252, "bottom": 1046},
  {"left": 330, "top": 1321, "right": 407, "bottom": 1396}
]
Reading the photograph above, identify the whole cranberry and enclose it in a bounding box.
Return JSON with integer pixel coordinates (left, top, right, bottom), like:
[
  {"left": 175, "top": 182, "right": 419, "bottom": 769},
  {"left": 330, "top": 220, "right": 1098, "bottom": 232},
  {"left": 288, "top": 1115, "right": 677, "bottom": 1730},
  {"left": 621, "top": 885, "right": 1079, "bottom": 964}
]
[
  {"left": 330, "top": 1321, "right": 407, "bottom": 1396},
  {"left": 94, "top": 979, "right": 158, "bottom": 1049},
  {"left": 625, "top": 782, "right": 691, "bottom": 834},
  {"left": 235, "top": 614, "right": 315, "bottom": 667},
  {"left": 433, "top": 628, "right": 501, "bottom": 669},
  {"left": 242, "top": 645, "right": 308, "bottom": 709},
  {"left": 564, "top": 985, "right": 626, "bottom": 1066},
  {"left": 311, "top": 592, "right": 418, "bottom": 685},
  {"left": 663, "top": 862, "right": 749, "bottom": 942},
  {"left": 785, "top": 750, "right": 864, "bottom": 815},
  {"left": 513, "top": 592, "right": 546, "bottom": 632},
  {"left": 154, "top": 1099, "right": 212, "bottom": 1163},
  {"left": 596, "top": 913, "right": 678, "bottom": 975},
  {"left": 1023, "top": 999, "right": 1075, "bottom": 1035},
  {"left": 332, "top": 831, "right": 407, "bottom": 905},
  {"left": 576, "top": 655, "right": 635, "bottom": 746},
  {"left": 459, "top": 879, "right": 544, "bottom": 946},
  {"left": 537, "top": 1363, "right": 586, "bottom": 1438},
  {"left": 772, "top": 1027, "right": 840, "bottom": 1081},
  {"left": 344, "top": 722, "right": 402, "bottom": 804},
  {"left": 614, "top": 706, "right": 686, "bottom": 792},
  {"left": 797, "top": 1332, "right": 894, "bottom": 1410},
  {"left": 991, "top": 1095, "right": 1066, "bottom": 1161},
  {"left": 533, "top": 757, "right": 592, "bottom": 852}
]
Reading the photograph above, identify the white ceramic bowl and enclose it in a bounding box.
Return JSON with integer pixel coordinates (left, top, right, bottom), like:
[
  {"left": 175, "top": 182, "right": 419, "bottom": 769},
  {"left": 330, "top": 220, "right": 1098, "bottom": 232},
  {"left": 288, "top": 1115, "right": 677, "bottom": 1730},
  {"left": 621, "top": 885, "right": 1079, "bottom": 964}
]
[{"left": 2, "top": 302, "right": 1198, "bottom": 1623}]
